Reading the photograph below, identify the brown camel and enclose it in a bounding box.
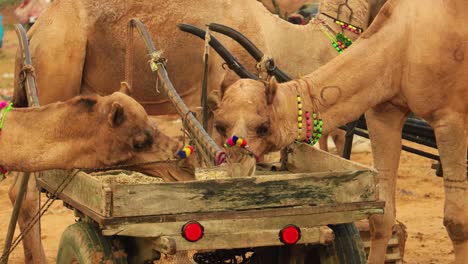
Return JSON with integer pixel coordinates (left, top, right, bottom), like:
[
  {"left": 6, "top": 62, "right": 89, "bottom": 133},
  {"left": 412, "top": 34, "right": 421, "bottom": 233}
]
[
  {"left": 14, "top": 0, "right": 371, "bottom": 112},
  {"left": 4, "top": 91, "right": 198, "bottom": 264},
  {"left": 1, "top": 92, "right": 154, "bottom": 172},
  {"left": 210, "top": 0, "right": 468, "bottom": 262}
]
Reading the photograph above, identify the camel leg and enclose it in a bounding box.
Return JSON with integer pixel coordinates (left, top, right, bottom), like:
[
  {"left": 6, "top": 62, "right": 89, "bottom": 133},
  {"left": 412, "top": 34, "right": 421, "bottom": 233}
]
[
  {"left": 318, "top": 133, "right": 329, "bottom": 152},
  {"left": 8, "top": 173, "right": 46, "bottom": 264},
  {"left": 365, "top": 103, "right": 407, "bottom": 263},
  {"left": 330, "top": 129, "right": 346, "bottom": 157},
  {"left": 430, "top": 113, "right": 468, "bottom": 263}
]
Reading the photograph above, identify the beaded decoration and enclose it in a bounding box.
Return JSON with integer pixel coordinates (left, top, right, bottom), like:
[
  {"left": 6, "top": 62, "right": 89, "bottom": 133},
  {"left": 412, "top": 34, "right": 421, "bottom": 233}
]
[
  {"left": 224, "top": 136, "right": 248, "bottom": 148},
  {"left": 177, "top": 145, "right": 195, "bottom": 159},
  {"left": 334, "top": 19, "right": 363, "bottom": 34},
  {"left": 307, "top": 112, "right": 323, "bottom": 145},
  {"left": 295, "top": 95, "right": 323, "bottom": 145},
  {"left": 336, "top": 33, "right": 353, "bottom": 49},
  {"left": 321, "top": 13, "right": 363, "bottom": 35},
  {"left": 296, "top": 95, "right": 303, "bottom": 140},
  {"left": 318, "top": 23, "right": 344, "bottom": 54}
]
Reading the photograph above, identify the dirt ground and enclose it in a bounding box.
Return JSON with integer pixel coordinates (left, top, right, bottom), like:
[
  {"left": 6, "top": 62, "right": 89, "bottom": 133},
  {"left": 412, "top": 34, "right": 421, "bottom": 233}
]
[{"left": 0, "top": 21, "right": 454, "bottom": 264}]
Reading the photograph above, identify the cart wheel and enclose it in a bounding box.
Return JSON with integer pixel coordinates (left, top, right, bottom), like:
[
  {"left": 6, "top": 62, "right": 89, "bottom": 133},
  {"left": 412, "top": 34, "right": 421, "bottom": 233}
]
[
  {"left": 255, "top": 223, "right": 366, "bottom": 264},
  {"left": 56, "top": 222, "right": 128, "bottom": 264},
  {"left": 317, "top": 223, "right": 367, "bottom": 264}
]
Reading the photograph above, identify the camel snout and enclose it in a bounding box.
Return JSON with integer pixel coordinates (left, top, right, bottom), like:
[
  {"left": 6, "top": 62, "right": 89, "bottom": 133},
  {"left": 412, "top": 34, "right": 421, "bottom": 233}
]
[{"left": 132, "top": 129, "right": 154, "bottom": 151}]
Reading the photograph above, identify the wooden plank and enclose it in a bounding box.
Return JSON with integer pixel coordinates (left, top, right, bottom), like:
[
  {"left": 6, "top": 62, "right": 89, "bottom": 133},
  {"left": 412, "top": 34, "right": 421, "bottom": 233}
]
[
  {"left": 99, "top": 201, "right": 384, "bottom": 226},
  {"left": 286, "top": 143, "right": 376, "bottom": 173},
  {"left": 102, "top": 209, "right": 378, "bottom": 250},
  {"left": 111, "top": 169, "right": 378, "bottom": 217},
  {"left": 36, "top": 170, "right": 110, "bottom": 217}
]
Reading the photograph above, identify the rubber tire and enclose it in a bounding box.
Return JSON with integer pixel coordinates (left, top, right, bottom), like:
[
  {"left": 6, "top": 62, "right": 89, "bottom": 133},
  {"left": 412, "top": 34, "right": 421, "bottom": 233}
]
[
  {"left": 255, "top": 223, "right": 366, "bottom": 264},
  {"left": 318, "top": 223, "right": 367, "bottom": 264},
  {"left": 56, "top": 222, "right": 128, "bottom": 264}
]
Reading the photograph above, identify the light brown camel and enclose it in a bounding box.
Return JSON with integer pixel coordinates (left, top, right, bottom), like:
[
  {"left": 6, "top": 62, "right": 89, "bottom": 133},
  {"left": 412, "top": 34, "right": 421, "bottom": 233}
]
[
  {"left": 14, "top": 0, "right": 371, "bottom": 112},
  {"left": 209, "top": 0, "right": 468, "bottom": 262},
  {"left": 4, "top": 91, "right": 197, "bottom": 263},
  {"left": 1, "top": 92, "right": 154, "bottom": 172}
]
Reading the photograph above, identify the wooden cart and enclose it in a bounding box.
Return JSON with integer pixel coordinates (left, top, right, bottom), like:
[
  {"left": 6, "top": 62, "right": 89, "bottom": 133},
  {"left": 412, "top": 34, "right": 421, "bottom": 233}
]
[{"left": 36, "top": 144, "right": 384, "bottom": 263}]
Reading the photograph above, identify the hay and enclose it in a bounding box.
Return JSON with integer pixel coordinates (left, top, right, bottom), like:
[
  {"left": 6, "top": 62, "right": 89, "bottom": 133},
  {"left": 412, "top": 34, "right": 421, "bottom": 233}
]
[{"left": 91, "top": 170, "right": 164, "bottom": 184}]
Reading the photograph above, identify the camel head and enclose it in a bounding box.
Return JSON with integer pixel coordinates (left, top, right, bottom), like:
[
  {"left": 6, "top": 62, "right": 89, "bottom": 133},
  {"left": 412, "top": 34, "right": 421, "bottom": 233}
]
[
  {"left": 80, "top": 91, "right": 155, "bottom": 165},
  {"left": 209, "top": 76, "right": 282, "bottom": 160}
]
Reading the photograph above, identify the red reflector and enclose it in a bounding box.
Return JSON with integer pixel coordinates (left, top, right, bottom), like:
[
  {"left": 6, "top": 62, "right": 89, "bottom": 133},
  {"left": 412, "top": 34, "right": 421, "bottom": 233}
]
[
  {"left": 279, "top": 224, "right": 301, "bottom": 245},
  {"left": 182, "top": 221, "right": 204, "bottom": 242}
]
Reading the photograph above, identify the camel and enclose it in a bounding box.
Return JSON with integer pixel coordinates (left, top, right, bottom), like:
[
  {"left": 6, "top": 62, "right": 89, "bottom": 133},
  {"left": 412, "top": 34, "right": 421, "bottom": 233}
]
[
  {"left": 3, "top": 91, "right": 199, "bottom": 264},
  {"left": 1, "top": 91, "right": 154, "bottom": 172},
  {"left": 209, "top": 0, "right": 468, "bottom": 262}
]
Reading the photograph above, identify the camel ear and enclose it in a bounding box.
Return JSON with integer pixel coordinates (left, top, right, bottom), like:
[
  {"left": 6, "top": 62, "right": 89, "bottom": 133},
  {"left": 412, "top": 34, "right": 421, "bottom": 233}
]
[
  {"left": 220, "top": 69, "right": 240, "bottom": 97},
  {"left": 108, "top": 102, "right": 125, "bottom": 127},
  {"left": 207, "top": 89, "right": 221, "bottom": 112},
  {"left": 119, "top": 81, "right": 132, "bottom": 96},
  {"left": 265, "top": 76, "right": 278, "bottom": 105}
]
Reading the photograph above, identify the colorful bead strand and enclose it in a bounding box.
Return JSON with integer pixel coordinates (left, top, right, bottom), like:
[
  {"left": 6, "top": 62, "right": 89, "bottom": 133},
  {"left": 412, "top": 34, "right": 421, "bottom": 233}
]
[
  {"left": 334, "top": 20, "right": 363, "bottom": 34},
  {"left": 304, "top": 111, "right": 313, "bottom": 142},
  {"left": 336, "top": 33, "right": 352, "bottom": 49},
  {"left": 309, "top": 113, "right": 323, "bottom": 145},
  {"left": 296, "top": 95, "right": 303, "bottom": 140}
]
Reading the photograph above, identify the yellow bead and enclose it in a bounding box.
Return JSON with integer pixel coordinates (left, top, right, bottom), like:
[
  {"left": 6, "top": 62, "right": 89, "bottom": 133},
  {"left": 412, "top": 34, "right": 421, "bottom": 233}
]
[
  {"left": 298, "top": 117, "right": 303, "bottom": 122},
  {"left": 184, "top": 148, "right": 191, "bottom": 157},
  {"left": 297, "top": 97, "right": 302, "bottom": 102},
  {"left": 298, "top": 110, "right": 303, "bottom": 115},
  {"left": 298, "top": 123, "right": 303, "bottom": 128},
  {"left": 298, "top": 103, "right": 302, "bottom": 109},
  {"left": 236, "top": 138, "right": 244, "bottom": 146}
]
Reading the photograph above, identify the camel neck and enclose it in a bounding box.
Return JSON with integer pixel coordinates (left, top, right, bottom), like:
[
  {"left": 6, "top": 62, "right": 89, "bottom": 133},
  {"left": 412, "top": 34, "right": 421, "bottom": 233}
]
[
  {"left": 0, "top": 104, "right": 100, "bottom": 171},
  {"left": 269, "top": 82, "right": 319, "bottom": 149},
  {"left": 300, "top": 29, "right": 404, "bottom": 133}
]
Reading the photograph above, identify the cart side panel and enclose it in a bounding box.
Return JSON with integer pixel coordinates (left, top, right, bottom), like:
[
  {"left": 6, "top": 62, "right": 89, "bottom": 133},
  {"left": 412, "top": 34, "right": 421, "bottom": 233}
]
[
  {"left": 37, "top": 170, "right": 110, "bottom": 217},
  {"left": 111, "top": 169, "right": 377, "bottom": 217},
  {"left": 286, "top": 144, "right": 375, "bottom": 173}
]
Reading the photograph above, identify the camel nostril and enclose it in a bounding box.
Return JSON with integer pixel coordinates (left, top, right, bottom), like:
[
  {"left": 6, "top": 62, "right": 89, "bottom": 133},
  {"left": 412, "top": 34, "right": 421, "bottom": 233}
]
[{"left": 133, "top": 130, "right": 154, "bottom": 151}]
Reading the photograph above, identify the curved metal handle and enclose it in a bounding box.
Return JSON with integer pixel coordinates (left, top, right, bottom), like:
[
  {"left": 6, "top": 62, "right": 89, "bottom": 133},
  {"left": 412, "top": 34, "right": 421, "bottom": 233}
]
[
  {"left": 127, "top": 18, "right": 225, "bottom": 166},
  {"left": 207, "top": 23, "right": 292, "bottom": 83},
  {"left": 177, "top": 23, "right": 259, "bottom": 80}
]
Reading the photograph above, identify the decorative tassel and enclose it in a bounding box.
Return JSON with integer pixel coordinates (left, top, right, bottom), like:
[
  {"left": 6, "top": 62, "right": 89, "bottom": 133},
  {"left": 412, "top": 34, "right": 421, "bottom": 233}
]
[
  {"left": 0, "top": 167, "right": 7, "bottom": 178},
  {"left": 0, "top": 101, "right": 9, "bottom": 109},
  {"left": 224, "top": 136, "right": 248, "bottom": 148},
  {"left": 177, "top": 145, "right": 195, "bottom": 159}
]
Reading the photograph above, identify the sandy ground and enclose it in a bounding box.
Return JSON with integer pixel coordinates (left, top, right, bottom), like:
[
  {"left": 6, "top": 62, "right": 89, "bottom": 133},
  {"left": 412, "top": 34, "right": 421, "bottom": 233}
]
[{"left": 0, "top": 18, "right": 454, "bottom": 264}]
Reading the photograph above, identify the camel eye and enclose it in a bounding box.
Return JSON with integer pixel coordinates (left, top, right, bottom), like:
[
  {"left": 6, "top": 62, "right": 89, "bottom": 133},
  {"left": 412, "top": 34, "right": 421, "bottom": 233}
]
[
  {"left": 256, "top": 123, "right": 270, "bottom": 137},
  {"left": 215, "top": 123, "right": 227, "bottom": 137}
]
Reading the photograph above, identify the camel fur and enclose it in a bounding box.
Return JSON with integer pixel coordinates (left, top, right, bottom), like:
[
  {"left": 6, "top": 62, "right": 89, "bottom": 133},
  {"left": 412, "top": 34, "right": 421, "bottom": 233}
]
[
  {"left": 1, "top": 92, "right": 154, "bottom": 172},
  {"left": 257, "top": 0, "right": 320, "bottom": 19},
  {"left": 210, "top": 0, "right": 468, "bottom": 262}
]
